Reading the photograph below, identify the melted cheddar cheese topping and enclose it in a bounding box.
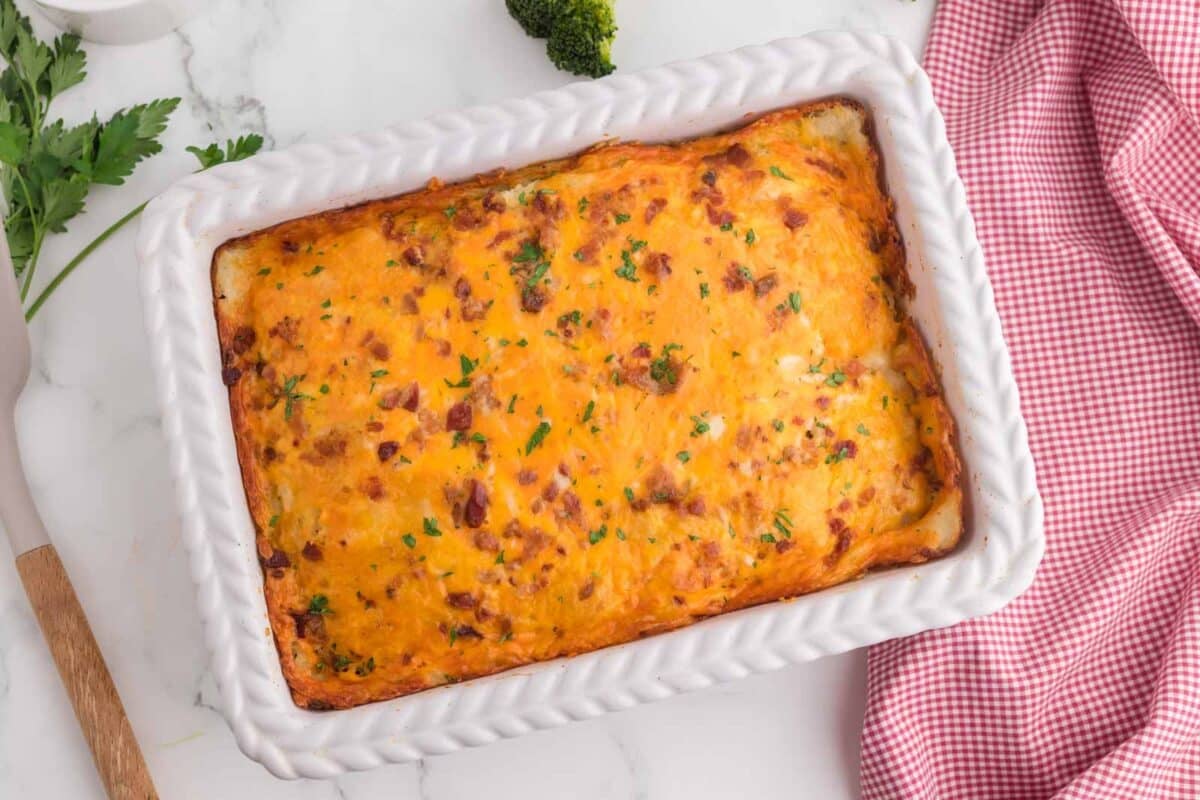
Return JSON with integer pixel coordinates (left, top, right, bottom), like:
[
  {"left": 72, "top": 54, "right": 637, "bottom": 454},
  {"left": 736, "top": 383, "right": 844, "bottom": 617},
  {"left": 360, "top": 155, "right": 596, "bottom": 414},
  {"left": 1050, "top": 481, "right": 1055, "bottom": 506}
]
[{"left": 214, "top": 100, "right": 962, "bottom": 710}]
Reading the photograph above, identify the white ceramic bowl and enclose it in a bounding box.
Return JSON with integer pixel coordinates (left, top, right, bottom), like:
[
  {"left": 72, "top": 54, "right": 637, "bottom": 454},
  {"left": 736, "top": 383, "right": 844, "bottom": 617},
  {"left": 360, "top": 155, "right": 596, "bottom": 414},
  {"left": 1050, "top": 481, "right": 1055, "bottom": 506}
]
[
  {"left": 33, "top": 0, "right": 201, "bottom": 44},
  {"left": 136, "top": 32, "right": 1044, "bottom": 779}
]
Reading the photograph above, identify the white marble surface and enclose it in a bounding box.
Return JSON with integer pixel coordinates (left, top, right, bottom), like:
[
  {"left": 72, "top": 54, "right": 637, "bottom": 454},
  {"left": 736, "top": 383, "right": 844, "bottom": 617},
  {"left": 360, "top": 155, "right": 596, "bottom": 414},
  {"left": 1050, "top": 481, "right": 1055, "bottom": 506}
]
[{"left": 0, "top": 1, "right": 935, "bottom": 796}]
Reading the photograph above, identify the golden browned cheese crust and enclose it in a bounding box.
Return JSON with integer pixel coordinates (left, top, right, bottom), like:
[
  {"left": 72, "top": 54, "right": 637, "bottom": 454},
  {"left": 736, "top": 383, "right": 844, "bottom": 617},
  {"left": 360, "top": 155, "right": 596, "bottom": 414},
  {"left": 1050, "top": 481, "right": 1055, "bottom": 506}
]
[{"left": 213, "top": 99, "right": 962, "bottom": 710}]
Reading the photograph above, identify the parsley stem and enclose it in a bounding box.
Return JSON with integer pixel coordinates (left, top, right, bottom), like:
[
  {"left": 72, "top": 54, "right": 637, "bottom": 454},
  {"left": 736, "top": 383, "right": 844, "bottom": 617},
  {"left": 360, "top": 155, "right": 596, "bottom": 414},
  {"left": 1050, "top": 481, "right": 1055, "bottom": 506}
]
[{"left": 24, "top": 201, "right": 147, "bottom": 321}]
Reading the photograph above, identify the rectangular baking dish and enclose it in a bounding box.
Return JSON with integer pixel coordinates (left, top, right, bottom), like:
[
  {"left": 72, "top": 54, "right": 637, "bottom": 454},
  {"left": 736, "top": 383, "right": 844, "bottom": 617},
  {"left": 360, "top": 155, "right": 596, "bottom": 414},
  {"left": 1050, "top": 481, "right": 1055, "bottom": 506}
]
[{"left": 136, "top": 32, "right": 1044, "bottom": 779}]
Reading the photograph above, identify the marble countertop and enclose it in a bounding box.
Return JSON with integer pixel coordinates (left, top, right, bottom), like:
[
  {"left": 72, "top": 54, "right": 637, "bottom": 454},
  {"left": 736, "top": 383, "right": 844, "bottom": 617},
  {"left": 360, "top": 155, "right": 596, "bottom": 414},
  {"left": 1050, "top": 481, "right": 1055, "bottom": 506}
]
[{"left": 0, "top": 1, "right": 934, "bottom": 796}]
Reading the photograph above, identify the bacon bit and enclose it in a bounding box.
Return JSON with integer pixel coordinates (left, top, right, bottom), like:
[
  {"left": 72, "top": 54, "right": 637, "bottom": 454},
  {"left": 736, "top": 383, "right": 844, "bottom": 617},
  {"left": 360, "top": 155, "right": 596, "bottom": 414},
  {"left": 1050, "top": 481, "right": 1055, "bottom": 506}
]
[
  {"left": 361, "top": 475, "right": 385, "bottom": 501},
  {"left": 685, "top": 498, "right": 706, "bottom": 516},
  {"left": 531, "top": 191, "right": 565, "bottom": 220},
  {"left": 517, "top": 469, "right": 538, "bottom": 486},
  {"left": 313, "top": 432, "right": 347, "bottom": 459},
  {"left": 631, "top": 343, "right": 652, "bottom": 358},
  {"left": 775, "top": 539, "right": 794, "bottom": 554},
  {"left": 269, "top": 316, "right": 300, "bottom": 344},
  {"left": 281, "top": 240, "right": 300, "bottom": 254},
  {"left": 366, "top": 421, "right": 384, "bottom": 433},
  {"left": 461, "top": 297, "right": 488, "bottom": 322},
  {"left": 578, "top": 578, "right": 596, "bottom": 601},
  {"left": 291, "top": 612, "right": 323, "bottom": 640},
  {"left": 561, "top": 491, "right": 582, "bottom": 517},
  {"left": 396, "top": 381, "right": 420, "bottom": 412},
  {"left": 826, "top": 520, "right": 852, "bottom": 565},
  {"left": 302, "top": 542, "right": 323, "bottom": 561},
  {"left": 645, "top": 465, "right": 680, "bottom": 504},
  {"left": 400, "top": 293, "right": 420, "bottom": 314},
  {"left": 403, "top": 245, "right": 425, "bottom": 266},
  {"left": 754, "top": 273, "right": 778, "bottom": 298},
  {"left": 452, "top": 206, "right": 485, "bottom": 231},
  {"left": 723, "top": 143, "right": 752, "bottom": 167},
  {"left": 837, "top": 498, "right": 853, "bottom": 513},
  {"left": 475, "top": 605, "right": 494, "bottom": 622},
  {"left": 829, "top": 517, "right": 848, "bottom": 534},
  {"left": 723, "top": 263, "right": 748, "bottom": 292},
  {"left": 845, "top": 360, "right": 866, "bottom": 379},
  {"left": 221, "top": 366, "right": 242, "bottom": 386},
  {"left": 644, "top": 197, "right": 668, "bottom": 224},
  {"left": 262, "top": 549, "right": 290, "bottom": 568},
  {"left": 706, "top": 204, "right": 735, "bottom": 227},
  {"left": 454, "top": 277, "right": 472, "bottom": 299},
  {"left": 434, "top": 339, "right": 453, "bottom": 357},
  {"left": 815, "top": 395, "right": 831, "bottom": 410},
  {"left": 263, "top": 445, "right": 279, "bottom": 462},
  {"left": 735, "top": 425, "right": 754, "bottom": 451},
  {"left": 473, "top": 530, "right": 499, "bottom": 552},
  {"left": 515, "top": 527, "right": 551, "bottom": 565},
  {"left": 541, "top": 482, "right": 560, "bottom": 502},
  {"left": 446, "top": 402, "right": 473, "bottom": 431},
  {"left": 482, "top": 192, "right": 506, "bottom": 213},
  {"left": 701, "top": 169, "right": 717, "bottom": 186},
  {"left": 645, "top": 251, "right": 672, "bottom": 278},
  {"left": 446, "top": 592, "right": 476, "bottom": 609},
  {"left": 378, "top": 388, "right": 402, "bottom": 410},
  {"left": 521, "top": 286, "right": 548, "bottom": 313},
  {"left": 455, "top": 625, "right": 484, "bottom": 639},
  {"left": 806, "top": 156, "right": 846, "bottom": 179},
  {"left": 868, "top": 227, "right": 888, "bottom": 254},
  {"left": 857, "top": 486, "right": 877, "bottom": 507},
  {"left": 377, "top": 441, "right": 400, "bottom": 462},
  {"left": 231, "top": 325, "right": 257, "bottom": 355},
  {"left": 488, "top": 229, "right": 517, "bottom": 249},
  {"left": 784, "top": 209, "right": 809, "bottom": 230},
  {"left": 832, "top": 440, "right": 858, "bottom": 459},
  {"left": 369, "top": 340, "right": 390, "bottom": 361},
  {"left": 464, "top": 479, "right": 489, "bottom": 528}
]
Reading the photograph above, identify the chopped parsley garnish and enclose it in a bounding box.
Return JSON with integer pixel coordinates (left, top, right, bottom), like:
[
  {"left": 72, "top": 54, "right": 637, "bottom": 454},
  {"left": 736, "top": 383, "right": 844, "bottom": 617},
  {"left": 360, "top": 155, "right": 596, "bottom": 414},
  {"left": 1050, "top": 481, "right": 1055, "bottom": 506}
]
[
  {"left": 809, "top": 358, "right": 826, "bottom": 373},
  {"left": 773, "top": 509, "right": 794, "bottom": 539},
  {"left": 578, "top": 196, "right": 589, "bottom": 215},
  {"left": 825, "top": 370, "right": 847, "bottom": 387},
  {"left": 319, "top": 384, "right": 330, "bottom": 394},
  {"left": 320, "top": 314, "right": 333, "bottom": 321},
  {"left": 513, "top": 241, "right": 543, "bottom": 263},
  {"left": 825, "top": 446, "right": 851, "bottom": 465},
  {"left": 470, "top": 432, "right": 487, "bottom": 444},
  {"left": 649, "top": 343, "right": 683, "bottom": 385},
  {"left": 306, "top": 264, "right": 325, "bottom": 277},
  {"left": 588, "top": 525, "right": 608, "bottom": 545},
  {"left": 769, "top": 165, "right": 793, "bottom": 181},
  {"left": 281, "top": 374, "right": 312, "bottom": 420},
  {"left": 788, "top": 292, "right": 802, "bottom": 313},
  {"left": 526, "top": 261, "right": 551, "bottom": 287},
  {"left": 308, "top": 595, "right": 331, "bottom": 615},
  {"left": 624, "top": 487, "right": 635, "bottom": 503},
  {"left": 495, "top": 550, "right": 506, "bottom": 565},
  {"left": 760, "top": 533, "right": 777, "bottom": 543},
  {"left": 386, "top": 259, "right": 398, "bottom": 268},
  {"left": 573, "top": 249, "right": 586, "bottom": 261},
  {"left": 882, "top": 396, "right": 889, "bottom": 410},
  {"left": 559, "top": 309, "right": 582, "bottom": 326},
  {"left": 614, "top": 212, "right": 631, "bottom": 224},
  {"left": 422, "top": 517, "right": 442, "bottom": 537},
  {"left": 445, "top": 354, "right": 476, "bottom": 389},
  {"left": 700, "top": 282, "right": 710, "bottom": 299},
  {"left": 320, "top": 298, "right": 332, "bottom": 308},
  {"left": 581, "top": 400, "right": 595, "bottom": 423},
  {"left": 268, "top": 514, "right": 279, "bottom": 527},
  {"left": 402, "top": 533, "right": 417, "bottom": 549},
  {"left": 355, "top": 657, "right": 376, "bottom": 677},
  {"left": 443, "top": 205, "right": 457, "bottom": 218},
  {"left": 857, "top": 423, "right": 871, "bottom": 436},
  {"left": 719, "top": 221, "right": 733, "bottom": 232},
  {"left": 615, "top": 250, "right": 639, "bottom": 282},
  {"left": 448, "top": 628, "right": 458, "bottom": 646},
  {"left": 676, "top": 451, "right": 691, "bottom": 463},
  {"left": 745, "top": 229, "right": 757, "bottom": 245},
  {"left": 737, "top": 264, "right": 754, "bottom": 282},
  {"left": 507, "top": 394, "right": 518, "bottom": 414},
  {"left": 628, "top": 237, "right": 647, "bottom": 252},
  {"left": 370, "top": 369, "right": 389, "bottom": 378},
  {"left": 332, "top": 653, "right": 353, "bottom": 671},
  {"left": 772, "top": 419, "right": 785, "bottom": 432},
  {"left": 517, "top": 338, "right": 528, "bottom": 347},
  {"left": 525, "top": 421, "right": 551, "bottom": 455},
  {"left": 690, "top": 415, "right": 710, "bottom": 436},
  {"left": 257, "top": 267, "right": 271, "bottom": 276},
  {"left": 616, "top": 528, "right": 627, "bottom": 541}
]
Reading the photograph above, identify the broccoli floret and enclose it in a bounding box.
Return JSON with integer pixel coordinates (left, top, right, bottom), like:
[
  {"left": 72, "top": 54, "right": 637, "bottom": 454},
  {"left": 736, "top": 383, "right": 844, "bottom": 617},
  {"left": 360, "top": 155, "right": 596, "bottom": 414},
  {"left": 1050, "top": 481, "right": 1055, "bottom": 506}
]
[
  {"left": 545, "top": 0, "right": 617, "bottom": 78},
  {"left": 506, "top": 0, "right": 560, "bottom": 38}
]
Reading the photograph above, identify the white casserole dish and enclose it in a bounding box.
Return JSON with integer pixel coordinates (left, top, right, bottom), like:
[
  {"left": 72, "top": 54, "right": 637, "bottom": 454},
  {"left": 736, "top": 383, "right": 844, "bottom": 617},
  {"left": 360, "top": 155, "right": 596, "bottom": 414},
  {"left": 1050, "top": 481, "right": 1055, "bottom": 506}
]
[{"left": 136, "top": 32, "right": 1044, "bottom": 779}]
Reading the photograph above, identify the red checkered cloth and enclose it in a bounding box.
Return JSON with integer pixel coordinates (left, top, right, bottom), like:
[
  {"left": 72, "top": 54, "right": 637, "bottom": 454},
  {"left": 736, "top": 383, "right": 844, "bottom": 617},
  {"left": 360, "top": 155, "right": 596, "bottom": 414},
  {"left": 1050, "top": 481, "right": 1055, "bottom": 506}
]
[{"left": 860, "top": 0, "right": 1200, "bottom": 798}]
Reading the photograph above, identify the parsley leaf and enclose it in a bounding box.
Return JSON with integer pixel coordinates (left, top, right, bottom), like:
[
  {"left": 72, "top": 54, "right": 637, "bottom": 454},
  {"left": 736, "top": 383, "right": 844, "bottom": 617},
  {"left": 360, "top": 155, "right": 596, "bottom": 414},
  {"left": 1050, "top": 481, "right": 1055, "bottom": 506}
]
[{"left": 525, "top": 421, "right": 551, "bottom": 455}]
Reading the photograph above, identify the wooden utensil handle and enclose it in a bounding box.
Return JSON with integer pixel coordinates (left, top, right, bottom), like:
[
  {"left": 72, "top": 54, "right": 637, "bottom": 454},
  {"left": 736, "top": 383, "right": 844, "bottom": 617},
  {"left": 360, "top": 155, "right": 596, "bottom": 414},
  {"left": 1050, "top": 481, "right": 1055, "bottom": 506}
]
[{"left": 16, "top": 544, "right": 159, "bottom": 800}]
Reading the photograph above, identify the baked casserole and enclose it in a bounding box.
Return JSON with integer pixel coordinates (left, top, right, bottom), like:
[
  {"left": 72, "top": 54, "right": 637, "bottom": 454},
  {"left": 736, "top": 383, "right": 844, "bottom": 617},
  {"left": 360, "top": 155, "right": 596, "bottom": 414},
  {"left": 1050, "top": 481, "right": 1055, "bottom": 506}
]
[{"left": 213, "top": 98, "right": 962, "bottom": 710}]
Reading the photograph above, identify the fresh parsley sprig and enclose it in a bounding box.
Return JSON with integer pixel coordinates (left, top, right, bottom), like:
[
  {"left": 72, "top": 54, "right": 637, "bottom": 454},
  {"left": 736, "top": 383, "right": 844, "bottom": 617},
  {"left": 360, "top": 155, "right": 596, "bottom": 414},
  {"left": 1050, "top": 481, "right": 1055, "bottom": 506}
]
[{"left": 0, "top": 0, "right": 264, "bottom": 320}]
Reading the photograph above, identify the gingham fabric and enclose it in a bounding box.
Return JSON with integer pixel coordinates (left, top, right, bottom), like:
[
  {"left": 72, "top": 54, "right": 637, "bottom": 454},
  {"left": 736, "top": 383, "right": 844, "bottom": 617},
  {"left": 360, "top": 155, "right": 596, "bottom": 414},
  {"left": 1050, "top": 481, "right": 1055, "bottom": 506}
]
[{"left": 859, "top": 0, "right": 1200, "bottom": 798}]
